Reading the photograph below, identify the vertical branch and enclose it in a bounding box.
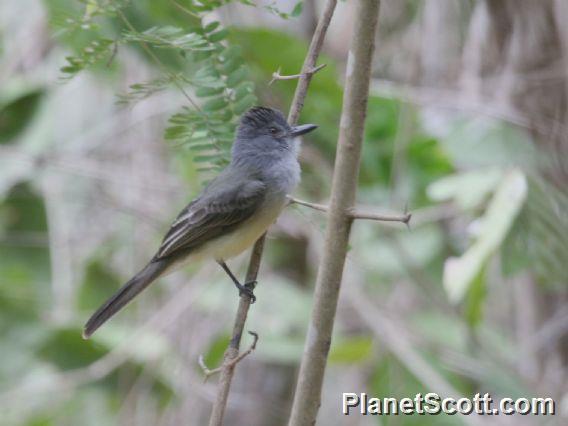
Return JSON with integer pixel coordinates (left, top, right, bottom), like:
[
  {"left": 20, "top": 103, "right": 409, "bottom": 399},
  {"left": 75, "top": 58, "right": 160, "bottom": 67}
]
[
  {"left": 207, "top": 239, "right": 264, "bottom": 426},
  {"left": 287, "top": 0, "right": 338, "bottom": 126},
  {"left": 207, "top": 1, "right": 338, "bottom": 425},
  {"left": 288, "top": 1, "right": 381, "bottom": 425}
]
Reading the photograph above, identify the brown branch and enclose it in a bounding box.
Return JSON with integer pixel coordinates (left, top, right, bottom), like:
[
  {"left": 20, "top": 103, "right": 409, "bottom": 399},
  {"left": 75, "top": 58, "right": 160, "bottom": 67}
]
[
  {"left": 206, "top": 1, "right": 338, "bottom": 425},
  {"left": 351, "top": 208, "right": 411, "bottom": 224},
  {"left": 269, "top": 63, "right": 327, "bottom": 85},
  {"left": 287, "top": 196, "right": 328, "bottom": 213},
  {"left": 287, "top": 196, "right": 411, "bottom": 224},
  {"left": 288, "top": 0, "right": 338, "bottom": 126},
  {"left": 288, "top": 1, "right": 381, "bottom": 424},
  {"left": 199, "top": 332, "right": 259, "bottom": 383}
]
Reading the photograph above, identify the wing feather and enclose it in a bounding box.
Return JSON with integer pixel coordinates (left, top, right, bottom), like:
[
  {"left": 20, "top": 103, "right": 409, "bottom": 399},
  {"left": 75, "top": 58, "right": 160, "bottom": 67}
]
[{"left": 155, "top": 179, "right": 266, "bottom": 260}]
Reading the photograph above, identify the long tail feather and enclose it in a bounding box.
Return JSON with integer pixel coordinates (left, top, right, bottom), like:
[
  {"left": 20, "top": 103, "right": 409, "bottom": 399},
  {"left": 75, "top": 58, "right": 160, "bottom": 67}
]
[{"left": 83, "top": 260, "right": 169, "bottom": 339}]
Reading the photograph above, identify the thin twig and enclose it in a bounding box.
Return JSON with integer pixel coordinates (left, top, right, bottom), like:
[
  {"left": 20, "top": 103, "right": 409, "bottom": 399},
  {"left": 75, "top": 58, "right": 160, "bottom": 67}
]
[
  {"left": 287, "top": 196, "right": 412, "bottom": 224},
  {"left": 350, "top": 207, "right": 411, "bottom": 224},
  {"left": 207, "top": 1, "right": 338, "bottom": 425},
  {"left": 287, "top": 196, "right": 328, "bottom": 213},
  {"left": 170, "top": 0, "right": 201, "bottom": 18},
  {"left": 198, "top": 332, "right": 259, "bottom": 383},
  {"left": 105, "top": 40, "right": 118, "bottom": 67},
  {"left": 269, "top": 63, "right": 327, "bottom": 85}
]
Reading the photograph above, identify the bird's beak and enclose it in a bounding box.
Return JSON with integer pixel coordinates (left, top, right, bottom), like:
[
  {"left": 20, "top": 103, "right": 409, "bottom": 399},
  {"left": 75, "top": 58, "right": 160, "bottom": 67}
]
[{"left": 289, "top": 124, "right": 318, "bottom": 137}]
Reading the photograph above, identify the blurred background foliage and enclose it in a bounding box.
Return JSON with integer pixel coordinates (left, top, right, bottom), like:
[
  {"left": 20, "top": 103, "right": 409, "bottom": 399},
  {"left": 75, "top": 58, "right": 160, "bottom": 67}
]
[{"left": 1, "top": 0, "right": 567, "bottom": 425}]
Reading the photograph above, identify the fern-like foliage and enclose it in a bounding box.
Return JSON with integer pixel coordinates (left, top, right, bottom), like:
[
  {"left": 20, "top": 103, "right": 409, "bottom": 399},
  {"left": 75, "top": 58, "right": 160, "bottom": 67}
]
[
  {"left": 56, "top": 0, "right": 301, "bottom": 175},
  {"left": 121, "top": 26, "right": 213, "bottom": 51},
  {"left": 164, "top": 27, "right": 257, "bottom": 172},
  {"left": 60, "top": 38, "right": 115, "bottom": 80},
  {"left": 115, "top": 74, "right": 183, "bottom": 105}
]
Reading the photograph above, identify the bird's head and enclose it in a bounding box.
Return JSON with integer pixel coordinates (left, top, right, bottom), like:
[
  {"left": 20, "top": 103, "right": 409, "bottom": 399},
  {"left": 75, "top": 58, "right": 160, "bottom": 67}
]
[{"left": 233, "top": 106, "right": 317, "bottom": 160}]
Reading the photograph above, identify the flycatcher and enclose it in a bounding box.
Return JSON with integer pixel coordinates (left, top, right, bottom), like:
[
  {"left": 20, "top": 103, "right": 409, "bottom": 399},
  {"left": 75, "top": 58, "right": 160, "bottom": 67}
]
[{"left": 83, "top": 106, "right": 317, "bottom": 338}]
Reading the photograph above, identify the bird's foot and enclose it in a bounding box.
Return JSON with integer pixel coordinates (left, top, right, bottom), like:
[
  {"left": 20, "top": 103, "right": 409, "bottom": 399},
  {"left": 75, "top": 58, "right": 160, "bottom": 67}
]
[{"left": 237, "top": 280, "right": 257, "bottom": 303}]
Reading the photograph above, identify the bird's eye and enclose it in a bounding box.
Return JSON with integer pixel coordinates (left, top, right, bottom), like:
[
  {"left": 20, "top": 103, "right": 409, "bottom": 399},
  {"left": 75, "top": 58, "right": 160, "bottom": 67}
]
[{"left": 269, "top": 127, "right": 278, "bottom": 134}]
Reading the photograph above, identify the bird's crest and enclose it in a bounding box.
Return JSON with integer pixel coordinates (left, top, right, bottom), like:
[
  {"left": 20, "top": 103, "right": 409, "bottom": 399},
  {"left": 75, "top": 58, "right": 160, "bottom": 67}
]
[{"left": 240, "top": 106, "right": 287, "bottom": 129}]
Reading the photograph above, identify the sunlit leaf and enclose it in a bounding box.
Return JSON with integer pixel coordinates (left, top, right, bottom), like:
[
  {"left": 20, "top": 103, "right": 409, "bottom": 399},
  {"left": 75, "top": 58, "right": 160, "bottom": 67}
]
[
  {"left": 444, "top": 170, "right": 528, "bottom": 303},
  {"left": 428, "top": 168, "right": 503, "bottom": 210},
  {"left": 291, "top": 1, "right": 303, "bottom": 17},
  {"left": 329, "top": 336, "right": 373, "bottom": 364}
]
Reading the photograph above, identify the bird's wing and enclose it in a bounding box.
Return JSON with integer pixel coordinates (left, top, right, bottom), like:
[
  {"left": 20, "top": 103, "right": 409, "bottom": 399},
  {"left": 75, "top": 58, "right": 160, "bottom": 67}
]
[{"left": 155, "top": 179, "right": 266, "bottom": 259}]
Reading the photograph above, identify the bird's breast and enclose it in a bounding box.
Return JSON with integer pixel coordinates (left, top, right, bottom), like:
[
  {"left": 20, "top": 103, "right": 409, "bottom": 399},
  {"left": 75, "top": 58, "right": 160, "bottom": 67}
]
[
  {"left": 198, "top": 197, "right": 287, "bottom": 262},
  {"left": 264, "top": 157, "right": 301, "bottom": 195}
]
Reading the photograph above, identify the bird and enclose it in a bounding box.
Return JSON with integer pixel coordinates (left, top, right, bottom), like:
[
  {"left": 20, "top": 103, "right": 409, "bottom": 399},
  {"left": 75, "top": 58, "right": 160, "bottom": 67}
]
[{"left": 82, "top": 106, "right": 317, "bottom": 339}]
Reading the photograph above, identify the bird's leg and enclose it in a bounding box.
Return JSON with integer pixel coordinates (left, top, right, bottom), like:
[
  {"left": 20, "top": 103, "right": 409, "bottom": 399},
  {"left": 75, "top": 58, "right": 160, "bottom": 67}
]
[{"left": 218, "top": 261, "right": 257, "bottom": 303}]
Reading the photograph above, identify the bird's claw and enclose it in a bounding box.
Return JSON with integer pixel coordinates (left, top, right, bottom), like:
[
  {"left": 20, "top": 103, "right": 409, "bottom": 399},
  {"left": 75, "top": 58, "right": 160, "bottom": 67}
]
[{"left": 239, "top": 280, "right": 257, "bottom": 303}]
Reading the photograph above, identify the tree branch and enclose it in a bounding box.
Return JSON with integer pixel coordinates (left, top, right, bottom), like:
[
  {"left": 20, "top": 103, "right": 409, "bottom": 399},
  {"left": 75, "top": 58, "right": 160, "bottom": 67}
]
[
  {"left": 287, "top": 196, "right": 412, "bottom": 224},
  {"left": 199, "top": 332, "right": 259, "bottom": 383},
  {"left": 207, "top": 3, "right": 337, "bottom": 423},
  {"left": 288, "top": 1, "right": 381, "bottom": 424},
  {"left": 269, "top": 63, "right": 327, "bottom": 85}
]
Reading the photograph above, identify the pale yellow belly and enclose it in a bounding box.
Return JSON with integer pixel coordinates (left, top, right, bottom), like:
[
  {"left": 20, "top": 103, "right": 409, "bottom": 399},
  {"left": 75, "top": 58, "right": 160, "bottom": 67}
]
[{"left": 190, "top": 200, "right": 285, "bottom": 262}]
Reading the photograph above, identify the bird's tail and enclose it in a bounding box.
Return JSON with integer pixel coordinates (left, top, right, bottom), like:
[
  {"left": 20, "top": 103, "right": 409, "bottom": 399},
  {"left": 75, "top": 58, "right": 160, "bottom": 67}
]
[{"left": 82, "top": 260, "right": 169, "bottom": 339}]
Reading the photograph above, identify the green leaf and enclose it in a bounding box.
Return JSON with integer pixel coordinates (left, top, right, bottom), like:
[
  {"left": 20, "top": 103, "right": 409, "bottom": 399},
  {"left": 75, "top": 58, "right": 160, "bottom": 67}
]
[
  {"left": 233, "top": 94, "right": 256, "bottom": 114},
  {"left": 188, "top": 142, "right": 215, "bottom": 152},
  {"left": 77, "top": 259, "right": 121, "bottom": 311},
  {"left": 193, "top": 154, "right": 222, "bottom": 163},
  {"left": 444, "top": 170, "right": 528, "bottom": 303},
  {"left": 195, "top": 86, "right": 224, "bottom": 97},
  {"left": 194, "top": 64, "right": 221, "bottom": 82},
  {"left": 291, "top": 1, "right": 303, "bottom": 17},
  {"left": 123, "top": 27, "right": 212, "bottom": 51},
  {"left": 233, "top": 81, "right": 255, "bottom": 100},
  {"left": 202, "top": 96, "right": 228, "bottom": 112},
  {"left": 194, "top": 77, "right": 225, "bottom": 89},
  {"left": 441, "top": 118, "right": 536, "bottom": 169},
  {"left": 203, "top": 332, "right": 230, "bottom": 368},
  {"left": 219, "top": 56, "right": 243, "bottom": 74},
  {"left": 428, "top": 168, "right": 503, "bottom": 210},
  {"left": 208, "top": 29, "right": 229, "bottom": 43},
  {"left": 464, "top": 265, "right": 487, "bottom": 327},
  {"left": 37, "top": 328, "right": 107, "bottom": 370},
  {"left": 0, "top": 88, "right": 44, "bottom": 144},
  {"left": 116, "top": 75, "right": 179, "bottom": 105},
  {"left": 226, "top": 66, "right": 246, "bottom": 87},
  {"left": 203, "top": 21, "right": 221, "bottom": 33},
  {"left": 60, "top": 39, "right": 114, "bottom": 80},
  {"left": 187, "top": 135, "right": 213, "bottom": 145},
  {"left": 164, "top": 125, "right": 189, "bottom": 140},
  {"left": 329, "top": 336, "right": 373, "bottom": 364}
]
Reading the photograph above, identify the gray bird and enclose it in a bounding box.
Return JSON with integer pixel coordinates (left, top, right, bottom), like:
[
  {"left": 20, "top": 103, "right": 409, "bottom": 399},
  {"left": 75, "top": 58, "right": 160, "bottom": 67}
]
[{"left": 83, "top": 106, "right": 317, "bottom": 338}]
